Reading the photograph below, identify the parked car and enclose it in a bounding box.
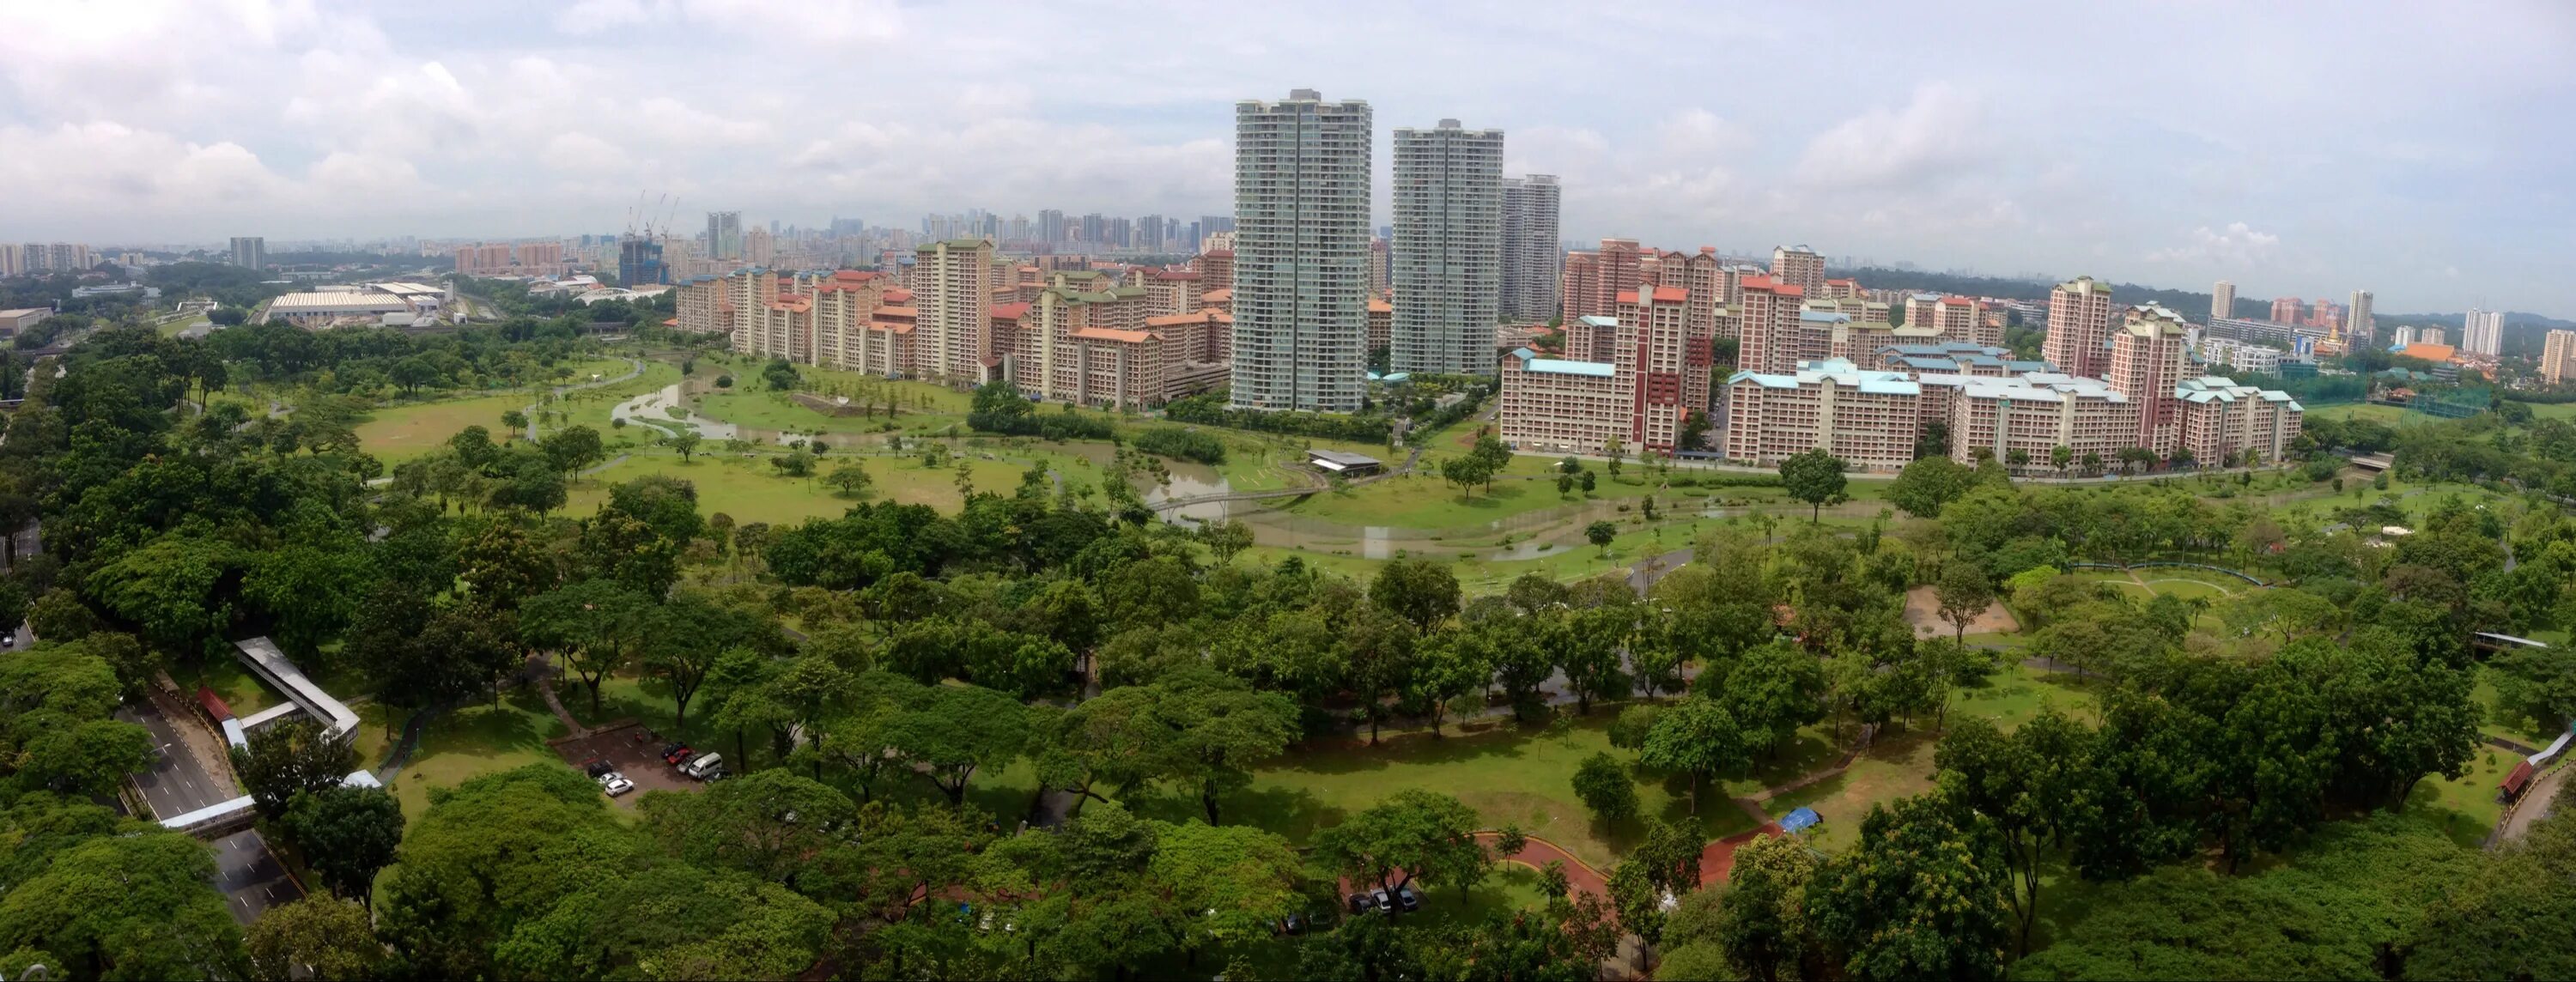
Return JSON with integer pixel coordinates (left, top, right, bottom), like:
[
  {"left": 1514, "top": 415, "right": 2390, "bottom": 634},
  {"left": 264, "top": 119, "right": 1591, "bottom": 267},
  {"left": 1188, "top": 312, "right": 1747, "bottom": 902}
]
[
  {"left": 1278, "top": 912, "right": 1307, "bottom": 936},
  {"left": 584, "top": 760, "right": 616, "bottom": 779},
  {"left": 1346, "top": 893, "right": 1375, "bottom": 915},
  {"left": 661, "top": 743, "right": 695, "bottom": 766},
  {"left": 1370, "top": 888, "right": 1393, "bottom": 914},
  {"left": 1395, "top": 885, "right": 1421, "bottom": 912},
  {"left": 680, "top": 752, "right": 724, "bottom": 779},
  {"left": 600, "top": 773, "right": 635, "bottom": 797}
]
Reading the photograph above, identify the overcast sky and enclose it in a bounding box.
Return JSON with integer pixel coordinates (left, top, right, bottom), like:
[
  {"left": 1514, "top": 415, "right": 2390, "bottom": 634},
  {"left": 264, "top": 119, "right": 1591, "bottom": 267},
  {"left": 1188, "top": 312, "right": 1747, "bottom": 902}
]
[{"left": 3, "top": 0, "right": 2569, "bottom": 312}]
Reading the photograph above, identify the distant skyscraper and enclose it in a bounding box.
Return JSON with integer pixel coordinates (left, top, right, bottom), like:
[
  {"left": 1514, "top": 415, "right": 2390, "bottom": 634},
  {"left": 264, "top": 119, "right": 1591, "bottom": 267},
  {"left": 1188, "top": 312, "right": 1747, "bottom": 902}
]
[
  {"left": 2464, "top": 307, "right": 2505, "bottom": 357},
  {"left": 2108, "top": 306, "right": 2190, "bottom": 455},
  {"left": 1390, "top": 118, "right": 1504, "bottom": 376},
  {"left": 1770, "top": 246, "right": 1825, "bottom": 296},
  {"left": 1230, "top": 88, "right": 1372, "bottom": 412},
  {"left": 1499, "top": 174, "right": 1562, "bottom": 322},
  {"left": 1369, "top": 238, "right": 1390, "bottom": 297},
  {"left": 229, "top": 236, "right": 265, "bottom": 270},
  {"left": 917, "top": 238, "right": 995, "bottom": 384},
  {"left": 1137, "top": 214, "right": 1163, "bottom": 252},
  {"left": 706, "top": 211, "right": 743, "bottom": 261},
  {"left": 618, "top": 235, "right": 666, "bottom": 286},
  {"left": 2269, "top": 297, "right": 2301, "bottom": 324},
  {"left": 1037, "top": 209, "right": 1066, "bottom": 245},
  {"left": 2348, "top": 289, "right": 2374, "bottom": 345},
  {"left": 2543, "top": 330, "right": 2576, "bottom": 383},
  {"left": 2044, "top": 276, "right": 2115, "bottom": 378},
  {"left": 2210, "top": 279, "right": 2234, "bottom": 323}
]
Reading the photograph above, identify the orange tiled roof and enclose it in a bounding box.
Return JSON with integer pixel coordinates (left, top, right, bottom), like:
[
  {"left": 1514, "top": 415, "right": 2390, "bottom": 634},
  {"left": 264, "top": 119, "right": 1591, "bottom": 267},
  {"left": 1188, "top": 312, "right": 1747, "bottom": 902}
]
[
  {"left": 1652, "top": 286, "right": 1687, "bottom": 302},
  {"left": 1368, "top": 298, "right": 1392, "bottom": 312},
  {"left": 1201, "top": 288, "right": 1232, "bottom": 301},
  {"left": 2400, "top": 342, "right": 2458, "bottom": 362},
  {"left": 1072, "top": 327, "right": 1153, "bottom": 343},
  {"left": 884, "top": 288, "right": 913, "bottom": 302},
  {"left": 991, "top": 302, "right": 1030, "bottom": 319},
  {"left": 1146, "top": 311, "right": 1229, "bottom": 327}
]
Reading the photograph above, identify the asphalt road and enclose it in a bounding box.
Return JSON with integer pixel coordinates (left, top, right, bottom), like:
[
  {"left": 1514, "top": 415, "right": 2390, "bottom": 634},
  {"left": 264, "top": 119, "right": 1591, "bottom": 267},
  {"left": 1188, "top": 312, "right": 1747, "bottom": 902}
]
[
  {"left": 122, "top": 695, "right": 306, "bottom": 924},
  {"left": 211, "top": 829, "right": 300, "bottom": 924},
  {"left": 121, "top": 698, "right": 236, "bottom": 820}
]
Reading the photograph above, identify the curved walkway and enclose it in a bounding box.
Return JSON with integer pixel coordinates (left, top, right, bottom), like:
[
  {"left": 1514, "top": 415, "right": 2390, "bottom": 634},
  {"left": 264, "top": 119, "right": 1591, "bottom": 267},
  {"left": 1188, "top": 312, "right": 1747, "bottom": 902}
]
[
  {"left": 524, "top": 357, "right": 645, "bottom": 441},
  {"left": 1473, "top": 831, "right": 1612, "bottom": 900}
]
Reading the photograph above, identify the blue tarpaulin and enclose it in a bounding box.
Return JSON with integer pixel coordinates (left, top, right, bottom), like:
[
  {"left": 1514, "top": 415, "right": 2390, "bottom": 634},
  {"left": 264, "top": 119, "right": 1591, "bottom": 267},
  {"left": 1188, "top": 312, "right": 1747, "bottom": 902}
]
[{"left": 1780, "top": 807, "right": 1821, "bottom": 834}]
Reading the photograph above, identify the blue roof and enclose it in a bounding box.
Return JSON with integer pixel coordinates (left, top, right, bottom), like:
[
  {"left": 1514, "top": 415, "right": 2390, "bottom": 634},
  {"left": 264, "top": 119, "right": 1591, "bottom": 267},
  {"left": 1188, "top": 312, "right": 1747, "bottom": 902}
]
[
  {"left": 1528, "top": 358, "right": 1616, "bottom": 378},
  {"left": 1781, "top": 807, "right": 1822, "bottom": 833}
]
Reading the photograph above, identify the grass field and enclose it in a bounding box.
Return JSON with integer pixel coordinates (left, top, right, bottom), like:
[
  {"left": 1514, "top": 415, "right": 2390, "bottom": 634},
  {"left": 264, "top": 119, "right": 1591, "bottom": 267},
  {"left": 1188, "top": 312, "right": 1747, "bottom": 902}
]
[
  {"left": 353, "top": 355, "right": 633, "bottom": 460},
  {"left": 565, "top": 447, "right": 1092, "bottom": 521},
  {"left": 386, "top": 688, "right": 573, "bottom": 823}
]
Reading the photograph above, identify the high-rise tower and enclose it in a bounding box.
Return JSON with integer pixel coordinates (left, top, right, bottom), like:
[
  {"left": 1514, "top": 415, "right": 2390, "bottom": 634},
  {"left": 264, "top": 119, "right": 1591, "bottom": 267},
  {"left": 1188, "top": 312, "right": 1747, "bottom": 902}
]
[
  {"left": 1391, "top": 118, "right": 1504, "bottom": 375},
  {"left": 1230, "top": 89, "right": 1373, "bottom": 412},
  {"left": 1500, "top": 175, "right": 1562, "bottom": 321}
]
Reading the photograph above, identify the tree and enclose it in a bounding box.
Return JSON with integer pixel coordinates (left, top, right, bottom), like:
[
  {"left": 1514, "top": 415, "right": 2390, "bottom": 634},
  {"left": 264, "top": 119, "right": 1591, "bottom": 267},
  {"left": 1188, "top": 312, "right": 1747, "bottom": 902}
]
[
  {"left": 1932, "top": 565, "right": 1996, "bottom": 724},
  {"left": 1579, "top": 470, "right": 1598, "bottom": 494},
  {"left": 495, "top": 864, "right": 834, "bottom": 980},
  {"left": 1889, "top": 455, "right": 1971, "bottom": 518},
  {"left": 1586, "top": 519, "right": 1618, "bottom": 555},
  {"left": 1779, "top": 448, "right": 1848, "bottom": 523},
  {"left": 2050, "top": 444, "right": 2073, "bottom": 474},
  {"left": 1607, "top": 819, "right": 1704, "bottom": 944},
  {"left": 501, "top": 409, "right": 529, "bottom": 433},
  {"left": 246, "top": 894, "right": 381, "bottom": 982},
  {"left": 1342, "top": 606, "right": 1418, "bottom": 744},
  {"left": 1369, "top": 556, "right": 1461, "bottom": 632},
  {"left": 542, "top": 424, "right": 606, "bottom": 481},
  {"left": 519, "top": 579, "right": 653, "bottom": 716},
  {"left": 1571, "top": 751, "right": 1637, "bottom": 823},
  {"left": 1641, "top": 697, "right": 1746, "bottom": 814},
  {"left": 1722, "top": 642, "right": 1829, "bottom": 759},
  {"left": 1403, "top": 627, "right": 1492, "bottom": 737},
  {"left": 1547, "top": 603, "right": 1633, "bottom": 714},
  {"left": 1809, "top": 794, "right": 2013, "bottom": 981},
  {"left": 823, "top": 461, "right": 873, "bottom": 499},
  {"left": 1146, "top": 821, "right": 1305, "bottom": 953},
  {"left": 237, "top": 715, "right": 358, "bottom": 821},
  {"left": 1313, "top": 789, "right": 1496, "bottom": 900},
  {"left": 1440, "top": 453, "right": 1494, "bottom": 500},
  {"left": 1157, "top": 670, "right": 1300, "bottom": 825},
  {"left": 1714, "top": 833, "right": 1821, "bottom": 982},
  {"left": 668, "top": 429, "right": 702, "bottom": 461},
  {"left": 1557, "top": 472, "right": 1575, "bottom": 496},
  {"left": 881, "top": 682, "right": 1030, "bottom": 805},
  {"left": 1935, "top": 711, "right": 2088, "bottom": 952},
  {"left": 1198, "top": 518, "right": 1255, "bottom": 566},
  {"left": 0, "top": 831, "right": 246, "bottom": 980},
  {"left": 641, "top": 769, "right": 858, "bottom": 885},
  {"left": 282, "top": 785, "right": 404, "bottom": 904}
]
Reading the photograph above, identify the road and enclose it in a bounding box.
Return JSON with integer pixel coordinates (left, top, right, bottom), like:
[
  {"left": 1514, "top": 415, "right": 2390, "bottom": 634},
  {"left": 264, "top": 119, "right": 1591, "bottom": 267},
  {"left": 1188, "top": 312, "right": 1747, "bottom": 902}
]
[
  {"left": 122, "top": 694, "right": 304, "bottom": 924},
  {"left": 2500, "top": 764, "right": 2573, "bottom": 846}
]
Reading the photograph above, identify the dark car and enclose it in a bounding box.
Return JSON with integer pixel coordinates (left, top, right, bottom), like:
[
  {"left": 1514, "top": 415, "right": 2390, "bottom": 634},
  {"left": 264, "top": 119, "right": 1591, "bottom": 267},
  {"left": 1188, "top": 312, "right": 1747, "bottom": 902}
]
[
  {"left": 1279, "top": 912, "right": 1307, "bottom": 936},
  {"left": 661, "top": 743, "right": 696, "bottom": 766},
  {"left": 1395, "top": 885, "right": 1421, "bottom": 912},
  {"left": 1346, "top": 893, "right": 1376, "bottom": 915},
  {"left": 584, "top": 759, "right": 615, "bottom": 778}
]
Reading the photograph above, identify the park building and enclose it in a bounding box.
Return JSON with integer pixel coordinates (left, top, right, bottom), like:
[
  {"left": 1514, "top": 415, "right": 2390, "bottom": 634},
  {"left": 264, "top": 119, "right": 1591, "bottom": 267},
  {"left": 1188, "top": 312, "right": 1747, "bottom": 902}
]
[{"left": 1723, "top": 360, "right": 1925, "bottom": 472}]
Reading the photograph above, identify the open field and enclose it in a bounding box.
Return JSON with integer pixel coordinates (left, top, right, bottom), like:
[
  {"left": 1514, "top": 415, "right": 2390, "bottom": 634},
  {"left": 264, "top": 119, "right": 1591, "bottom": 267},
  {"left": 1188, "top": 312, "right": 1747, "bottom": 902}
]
[
  {"left": 385, "top": 688, "right": 574, "bottom": 823},
  {"left": 356, "top": 391, "right": 541, "bottom": 460}
]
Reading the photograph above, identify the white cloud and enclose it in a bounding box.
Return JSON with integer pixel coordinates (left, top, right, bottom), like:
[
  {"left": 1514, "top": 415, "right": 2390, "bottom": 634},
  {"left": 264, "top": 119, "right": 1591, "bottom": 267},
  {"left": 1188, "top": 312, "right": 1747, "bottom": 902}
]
[
  {"left": 2145, "top": 222, "right": 2283, "bottom": 266},
  {"left": 1795, "top": 82, "right": 1991, "bottom": 191}
]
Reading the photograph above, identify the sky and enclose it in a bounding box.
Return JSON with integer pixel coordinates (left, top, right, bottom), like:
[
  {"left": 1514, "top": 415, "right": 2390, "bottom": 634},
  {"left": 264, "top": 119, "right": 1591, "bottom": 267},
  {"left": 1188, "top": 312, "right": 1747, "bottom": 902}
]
[{"left": 2, "top": 0, "right": 2570, "bottom": 314}]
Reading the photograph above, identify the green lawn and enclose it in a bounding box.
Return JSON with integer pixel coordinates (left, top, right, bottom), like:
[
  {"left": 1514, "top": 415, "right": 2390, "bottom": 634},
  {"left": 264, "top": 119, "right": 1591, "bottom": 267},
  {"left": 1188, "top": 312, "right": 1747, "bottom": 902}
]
[
  {"left": 566, "top": 448, "right": 1078, "bottom": 521},
  {"left": 1121, "top": 712, "right": 1765, "bottom": 870},
  {"left": 385, "top": 688, "right": 573, "bottom": 823},
  {"left": 185, "top": 658, "right": 279, "bottom": 715},
  {"left": 356, "top": 391, "right": 544, "bottom": 461}
]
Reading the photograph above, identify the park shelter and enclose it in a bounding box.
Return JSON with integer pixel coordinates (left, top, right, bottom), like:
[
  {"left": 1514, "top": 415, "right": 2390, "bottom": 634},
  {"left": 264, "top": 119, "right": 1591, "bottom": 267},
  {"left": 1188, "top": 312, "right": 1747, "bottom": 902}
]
[{"left": 1307, "top": 449, "right": 1384, "bottom": 476}]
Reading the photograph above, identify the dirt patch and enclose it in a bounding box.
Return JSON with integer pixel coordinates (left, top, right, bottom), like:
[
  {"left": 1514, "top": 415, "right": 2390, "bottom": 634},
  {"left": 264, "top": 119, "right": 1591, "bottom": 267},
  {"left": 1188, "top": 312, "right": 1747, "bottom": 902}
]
[
  {"left": 1904, "top": 585, "right": 2020, "bottom": 638},
  {"left": 549, "top": 720, "right": 702, "bottom": 807},
  {"left": 790, "top": 391, "right": 869, "bottom": 416}
]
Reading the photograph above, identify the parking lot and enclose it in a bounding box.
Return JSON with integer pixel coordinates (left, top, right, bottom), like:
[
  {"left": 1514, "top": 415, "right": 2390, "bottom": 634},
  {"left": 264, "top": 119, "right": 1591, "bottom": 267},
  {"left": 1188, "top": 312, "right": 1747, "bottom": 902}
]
[{"left": 549, "top": 721, "right": 704, "bottom": 804}]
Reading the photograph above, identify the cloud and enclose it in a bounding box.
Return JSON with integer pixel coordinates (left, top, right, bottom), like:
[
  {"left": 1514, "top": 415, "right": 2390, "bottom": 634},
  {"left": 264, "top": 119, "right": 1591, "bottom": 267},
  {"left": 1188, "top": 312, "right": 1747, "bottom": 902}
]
[
  {"left": 1795, "top": 82, "right": 1991, "bottom": 191},
  {"left": 2145, "top": 222, "right": 2283, "bottom": 265},
  {"left": 551, "top": 0, "right": 899, "bottom": 43}
]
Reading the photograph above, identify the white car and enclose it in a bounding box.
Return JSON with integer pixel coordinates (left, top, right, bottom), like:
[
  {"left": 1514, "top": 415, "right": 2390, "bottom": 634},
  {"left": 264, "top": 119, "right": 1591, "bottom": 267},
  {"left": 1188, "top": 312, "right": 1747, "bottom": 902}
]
[{"left": 599, "top": 772, "right": 635, "bottom": 797}]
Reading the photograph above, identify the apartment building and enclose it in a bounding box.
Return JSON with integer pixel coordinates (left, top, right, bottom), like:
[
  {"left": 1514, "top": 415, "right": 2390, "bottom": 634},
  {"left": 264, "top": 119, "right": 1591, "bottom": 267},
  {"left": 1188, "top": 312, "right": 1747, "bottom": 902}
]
[
  {"left": 1770, "top": 246, "right": 1825, "bottom": 296},
  {"left": 2107, "top": 305, "right": 2190, "bottom": 456},
  {"left": 1870, "top": 342, "right": 2046, "bottom": 378},
  {"left": 2464, "top": 307, "right": 2505, "bottom": 358},
  {"left": 1368, "top": 295, "right": 1393, "bottom": 353},
  {"left": 2544, "top": 330, "right": 2576, "bottom": 384},
  {"left": 1141, "top": 268, "right": 1202, "bottom": 316},
  {"left": 915, "top": 239, "right": 996, "bottom": 385},
  {"left": 1724, "top": 360, "right": 1923, "bottom": 471},
  {"left": 1735, "top": 276, "right": 1805, "bottom": 374},
  {"left": 1391, "top": 118, "right": 1504, "bottom": 376},
  {"left": 2043, "top": 276, "right": 2115, "bottom": 379},
  {"left": 1499, "top": 346, "right": 1631, "bottom": 454},
  {"left": 2348, "top": 289, "right": 2375, "bottom": 346},
  {"left": 1947, "top": 374, "right": 2138, "bottom": 469},
  {"left": 1616, "top": 286, "right": 1710, "bottom": 452},
  {"left": 2174, "top": 377, "right": 2306, "bottom": 466},
  {"left": 2211, "top": 280, "right": 2235, "bottom": 323},
  {"left": 1559, "top": 238, "right": 1642, "bottom": 323},
  {"left": 1231, "top": 89, "right": 1373, "bottom": 412},
  {"left": 1499, "top": 174, "right": 1562, "bottom": 321},
  {"left": 2198, "top": 336, "right": 2281, "bottom": 375}
]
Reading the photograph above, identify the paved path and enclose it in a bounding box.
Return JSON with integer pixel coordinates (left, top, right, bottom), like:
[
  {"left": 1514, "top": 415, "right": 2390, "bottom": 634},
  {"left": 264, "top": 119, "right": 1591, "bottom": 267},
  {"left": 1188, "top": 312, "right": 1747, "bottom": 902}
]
[
  {"left": 532, "top": 658, "right": 590, "bottom": 737},
  {"left": 523, "top": 357, "right": 644, "bottom": 441},
  {"left": 1473, "top": 831, "right": 1611, "bottom": 900},
  {"left": 2499, "top": 764, "right": 2574, "bottom": 845}
]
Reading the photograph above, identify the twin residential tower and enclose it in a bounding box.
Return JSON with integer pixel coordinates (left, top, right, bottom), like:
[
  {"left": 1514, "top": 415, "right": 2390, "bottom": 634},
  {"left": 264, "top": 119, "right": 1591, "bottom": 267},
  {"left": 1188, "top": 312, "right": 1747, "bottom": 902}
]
[{"left": 1230, "top": 89, "right": 1554, "bottom": 413}]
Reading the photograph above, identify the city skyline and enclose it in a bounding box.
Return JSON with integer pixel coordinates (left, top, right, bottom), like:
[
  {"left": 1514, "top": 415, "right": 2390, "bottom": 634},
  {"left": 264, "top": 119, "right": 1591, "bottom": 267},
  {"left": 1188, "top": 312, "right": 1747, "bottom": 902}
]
[{"left": 2, "top": 3, "right": 2570, "bottom": 314}]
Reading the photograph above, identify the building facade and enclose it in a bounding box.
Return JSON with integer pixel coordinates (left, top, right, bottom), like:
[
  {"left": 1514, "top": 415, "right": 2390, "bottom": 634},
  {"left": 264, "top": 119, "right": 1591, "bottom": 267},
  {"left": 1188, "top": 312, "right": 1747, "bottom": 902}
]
[
  {"left": 707, "top": 211, "right": 744, "bottom": 261},
  {"left": 2107, "top": 306, "right": 2190, "bottom": 456},
  {"left": 1499, "top": 174, "right": 1562, "bottom": 321},
  {"left": 1390, "top": 118, "right": 1504, "bottom": 375},
  {"left": 2043, "top": 276, "right": 2115, "bottom": 379},
  {"left": 1559, "top": 238, "right": 1641, "bottom": 323},
  {"left": 1230, "top": 89, "right": 1373, "bottom": 412},
  {"left": 2211, "top": 279, "right": 2234, "bottom": 323},
  {"left": 2543, "top": 330, "right": 2576, "bottom": 384},
  {"left": 1724, "top": 361, "right": 1923, "bottom": 472},
  {"left": 1770, "top": 246, "right": 1825, "bottom": 296},
  {"left": 230, "top": 237, "right": 265, "bottom": 270},
  {"left": 2347, "top": 289, "right": 2375, "bottom": 346},
  {"left": 2464, "top": 307, "right": 2505, "bottom": 357},
  {"left": 917, "top": 239, "right": 996, "bottom": 385},
  {"left": 1498, "top": 347, "right": 1631, "bottom": 454},
  {"left": 1735, "top": 276, "right": 1804, "bottom": 374}
]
